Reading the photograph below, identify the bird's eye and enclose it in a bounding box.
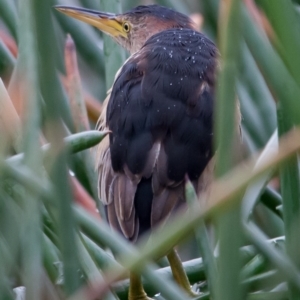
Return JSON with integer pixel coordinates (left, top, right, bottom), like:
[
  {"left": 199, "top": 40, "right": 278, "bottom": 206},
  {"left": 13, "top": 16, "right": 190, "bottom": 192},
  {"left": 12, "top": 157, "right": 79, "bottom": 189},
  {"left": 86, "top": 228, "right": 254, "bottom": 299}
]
[{"left": 123, "top": 22, "right": 130, "bottom": 32}]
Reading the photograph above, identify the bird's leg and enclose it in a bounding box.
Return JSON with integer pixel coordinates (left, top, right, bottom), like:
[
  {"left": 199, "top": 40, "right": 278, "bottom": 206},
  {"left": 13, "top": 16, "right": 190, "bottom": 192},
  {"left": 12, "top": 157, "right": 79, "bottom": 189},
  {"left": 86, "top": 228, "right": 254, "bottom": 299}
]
[
  {"left": 167, "top": 248, "right": 198, "bottom": 297},
  {"left": 128, "top": 272, "right": 154, "bottom": 300}
]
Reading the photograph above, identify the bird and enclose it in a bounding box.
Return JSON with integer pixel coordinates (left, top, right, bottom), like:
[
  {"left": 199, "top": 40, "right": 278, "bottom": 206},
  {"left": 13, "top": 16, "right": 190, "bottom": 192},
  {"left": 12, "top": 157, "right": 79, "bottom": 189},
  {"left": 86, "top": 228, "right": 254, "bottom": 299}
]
[{"left": 55, "top": 4, "right": 218, "bottom": 300}]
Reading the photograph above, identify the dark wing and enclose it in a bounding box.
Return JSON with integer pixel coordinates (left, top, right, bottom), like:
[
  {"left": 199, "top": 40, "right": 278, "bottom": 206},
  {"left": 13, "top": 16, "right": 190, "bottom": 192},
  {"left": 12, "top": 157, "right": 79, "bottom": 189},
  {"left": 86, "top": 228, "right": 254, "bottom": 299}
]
[{"left": 104, "top": 29, "right": 217, "bottom": 240}]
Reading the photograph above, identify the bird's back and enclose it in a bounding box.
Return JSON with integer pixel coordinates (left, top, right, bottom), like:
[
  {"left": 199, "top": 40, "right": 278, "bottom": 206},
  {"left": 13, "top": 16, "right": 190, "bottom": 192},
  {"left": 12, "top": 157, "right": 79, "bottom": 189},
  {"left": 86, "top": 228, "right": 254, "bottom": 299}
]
[{"left": 98, "top": 28, "right": 218, "bottom": 241}]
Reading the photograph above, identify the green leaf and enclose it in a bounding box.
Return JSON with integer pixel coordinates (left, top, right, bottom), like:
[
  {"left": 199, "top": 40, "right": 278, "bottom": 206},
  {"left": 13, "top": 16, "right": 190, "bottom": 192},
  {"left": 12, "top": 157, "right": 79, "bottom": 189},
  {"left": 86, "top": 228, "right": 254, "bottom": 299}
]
[{"left": 7, "top": 130, "right": 108, "bottom": 164}]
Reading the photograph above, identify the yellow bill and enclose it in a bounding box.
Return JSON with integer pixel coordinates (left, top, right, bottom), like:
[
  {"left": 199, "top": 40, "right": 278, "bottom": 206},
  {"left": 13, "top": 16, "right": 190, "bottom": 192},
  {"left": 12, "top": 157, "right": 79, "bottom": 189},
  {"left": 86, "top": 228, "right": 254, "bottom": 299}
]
[{"left": 55, "top": 6, "right": 127, "bottom": 38}]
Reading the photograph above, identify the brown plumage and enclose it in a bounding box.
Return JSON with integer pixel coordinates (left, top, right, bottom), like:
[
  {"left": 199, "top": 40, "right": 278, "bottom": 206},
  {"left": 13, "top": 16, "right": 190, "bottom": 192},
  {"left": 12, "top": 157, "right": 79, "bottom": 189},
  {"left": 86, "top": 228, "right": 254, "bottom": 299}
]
[
  {"left": 97, "top": 27, "right": 217, "bottom": 240},
  {"left": 56, "top": 1, "right": 218, "bottom": 244}
]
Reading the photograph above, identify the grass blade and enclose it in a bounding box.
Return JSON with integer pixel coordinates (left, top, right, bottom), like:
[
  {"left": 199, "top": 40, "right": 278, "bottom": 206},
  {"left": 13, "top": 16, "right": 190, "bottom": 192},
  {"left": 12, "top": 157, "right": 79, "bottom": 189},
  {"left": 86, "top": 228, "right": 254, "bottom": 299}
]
[
  {"left": 100, "top": 0, "right": 126, "bottom": 89},
  {"left": 0, "top": 0, "right": 18, "bottom": 40},
  {"left": 15, "top": 0, "right": 44, "bottom": 298},
  {"left": 278, "top": 109, "right": 300, "bottom": 299},
  {"left": 7, "top": 130, "right": 109, "bottom": 164},
  {"left": 215, "top": 0, "right": 244, "bottom": 299},
  {"left": 242, "top": 5, "right": 300, "bottom": 126}
]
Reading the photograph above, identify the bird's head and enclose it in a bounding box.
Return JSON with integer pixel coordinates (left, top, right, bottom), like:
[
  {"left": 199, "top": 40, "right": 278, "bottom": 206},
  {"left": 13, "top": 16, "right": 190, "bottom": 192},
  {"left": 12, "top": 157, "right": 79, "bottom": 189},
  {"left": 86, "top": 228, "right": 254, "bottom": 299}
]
[{"left": 55, "top": 5, "right": 196, "bottom": 54}]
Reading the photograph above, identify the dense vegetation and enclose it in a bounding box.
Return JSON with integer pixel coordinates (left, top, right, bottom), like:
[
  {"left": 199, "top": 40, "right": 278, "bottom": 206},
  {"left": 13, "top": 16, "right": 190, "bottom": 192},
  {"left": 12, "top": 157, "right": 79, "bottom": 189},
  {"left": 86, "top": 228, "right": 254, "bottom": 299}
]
[{"left": 0, "top": 0, "right": 300, "bottom": 299}]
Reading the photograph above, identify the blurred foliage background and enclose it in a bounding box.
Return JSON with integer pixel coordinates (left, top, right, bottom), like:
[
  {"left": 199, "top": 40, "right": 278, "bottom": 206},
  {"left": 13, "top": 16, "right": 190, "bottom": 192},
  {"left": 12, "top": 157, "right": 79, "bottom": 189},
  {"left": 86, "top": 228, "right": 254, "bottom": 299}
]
[{"left": 0, "top": 0, "right": 300, "bottom": 299}]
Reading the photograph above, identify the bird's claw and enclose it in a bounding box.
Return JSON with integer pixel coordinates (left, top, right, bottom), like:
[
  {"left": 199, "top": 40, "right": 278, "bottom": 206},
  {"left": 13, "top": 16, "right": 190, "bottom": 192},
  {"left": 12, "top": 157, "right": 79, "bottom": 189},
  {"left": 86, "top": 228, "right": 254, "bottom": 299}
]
[{"left": 128, "top": 294, "right": 154, "bottom": 300}]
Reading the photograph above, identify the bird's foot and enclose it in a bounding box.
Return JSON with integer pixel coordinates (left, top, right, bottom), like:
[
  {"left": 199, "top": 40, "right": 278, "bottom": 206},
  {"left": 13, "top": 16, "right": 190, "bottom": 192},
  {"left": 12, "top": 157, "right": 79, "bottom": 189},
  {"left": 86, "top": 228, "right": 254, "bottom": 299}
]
[
  {"left": 176, "top": 278, "right": 200, "bottom": 298},
  {"left": 167, "top": 249, "right": 200, "bottom": 298},
  {"left": 128, "top": 289, "right": 154, "bottom": 300},
  {"left": 128, "top": 272, "right": 154, "bottom": 300},
  {"left": 128, "top": 295, "right": 154, "bottom": 300},
  {"left": 184, "top": 287, "right": 199, "bottom": 298}
]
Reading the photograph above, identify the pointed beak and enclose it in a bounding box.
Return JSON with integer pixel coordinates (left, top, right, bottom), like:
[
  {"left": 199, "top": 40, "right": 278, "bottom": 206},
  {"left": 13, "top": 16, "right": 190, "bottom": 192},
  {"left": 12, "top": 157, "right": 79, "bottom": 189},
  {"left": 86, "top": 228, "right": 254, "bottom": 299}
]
[{"left": 54, "top": 5, "right": 127, "bottom": 38}]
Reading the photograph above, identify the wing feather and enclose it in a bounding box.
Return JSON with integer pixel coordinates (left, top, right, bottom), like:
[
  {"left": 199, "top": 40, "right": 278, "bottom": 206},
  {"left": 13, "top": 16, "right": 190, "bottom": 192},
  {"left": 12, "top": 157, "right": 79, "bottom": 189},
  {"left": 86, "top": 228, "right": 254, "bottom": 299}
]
[{"left": 98, "top": 29, "right": 219, "bottom": 239}]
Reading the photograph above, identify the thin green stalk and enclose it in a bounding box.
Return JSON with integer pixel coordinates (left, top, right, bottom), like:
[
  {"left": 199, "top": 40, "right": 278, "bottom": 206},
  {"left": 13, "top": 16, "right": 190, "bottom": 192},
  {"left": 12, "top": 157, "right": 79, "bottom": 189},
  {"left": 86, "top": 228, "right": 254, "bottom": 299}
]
[
  {"left": 247, "top": 291, "right": 288, "bottom": 300},
  {"left": 43, "top": 234, "right": 61, "bottom": 283},
  {"left": 16, "top": 0, "right": 44, "bottom": 298},
  {"left": 215, "top": 0, "right": 242, "bottom": 175},
  {"left": 244, "top": 222, "right": 300, "bottom": 291},
  {"left": 260, "top": 187, "right": 282, "bottom": 219},
  {"left": 80, "top": 0, "right": 100, "bottom": 10},
  {"left": 278, "top": 109, "right": 300, "bottom": 300},
  {"left": 237, "top": 43, "right": 277, "bottom": 152},
  {"left": 81, "top": 233, "right": 121, "bottom": 270},
  {"left": 251, "top": 3, "right": 300, "bottom": 298},
  {"left": 242, "top": 130, "right": 278, "bottom": 221},
  {"left": 77, "top": 235, "right": 118, "bottom": 300},
  {"left": 257, "top": 0, "right": 300, "bottom": 89},
  {"left": 33, "top": 0, "right": 76, "bottom": 130},
  {"left": 49, "top": 152, "right": 82, "bottom": 295},
  {"left": 7, "top": 130, "right": 108, "bottom": 164},
  {"left": 100, "top": 0, "right": 126, "bottom": 89},
  {"left": 0, "top": 40, "right": 15, "bottom": 78},
  {"left": 0, "top": 160, "right": 52, "bottom": 199},
  {"left": 243, "top": 270, "right": 281, "bottom": 291},
  {"left": 0, "top": 0, "right": 18, "bottom": 40},
  {"left": 186, "top": 182, "right": 217, "bottom": 298},
  {"left": 65, "top": 35, "right": 90, "bottom": 133},
  {"left": 200, "top": 0, "right": 219, "bottom": 39},
  {"left": 199, "top": 289, "right": 289, "bottom": 300},
  {"left": 158, "top": 0, "right": 190, "bottom": 15},
  {"left": 55, "top": 0, "right": 105, "bottom": 77},
  {"left": 64, "top": 35, "right": 100, "bottom": 202},
  {"left": 241, "top": 254, "right": 267, "bottom": 280},
  {"left": 237, "top": 82, "right": 268, "bottom": 149},
  {"left": 215, "top": 0, "right": 243, "bottom": 299},
  {"left": 32, "top": 0, "right": 82, "bottom": 294},
  {"left": 0, "top": 79, "right": 21, "bottom": 152},
  {"left": 0, "top": 190, "right": 22, "bottom": 300},
  {"left": 242, "top": 5, "right": 300, "bottom": 126}
]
